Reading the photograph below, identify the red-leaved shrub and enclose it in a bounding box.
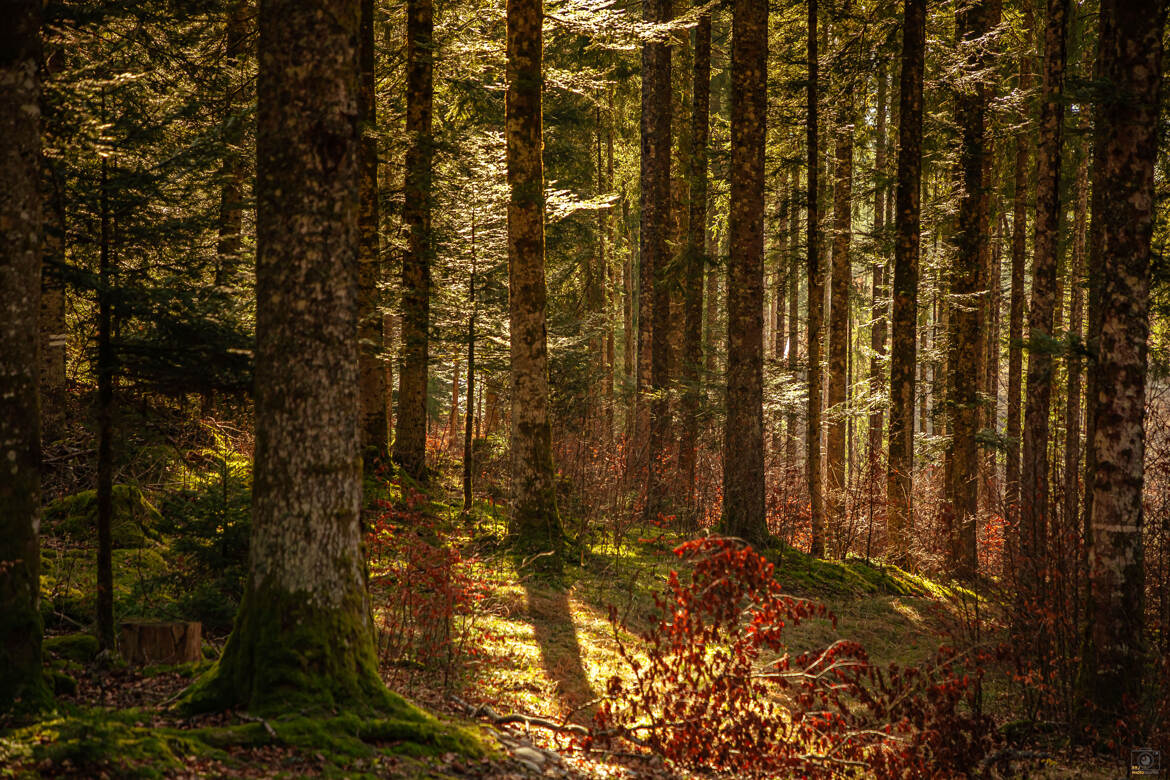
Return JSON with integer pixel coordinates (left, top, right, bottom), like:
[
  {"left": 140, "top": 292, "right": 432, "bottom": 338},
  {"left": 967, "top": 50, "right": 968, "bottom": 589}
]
[{"left": 594, "top": 537, "right": 998, "bottom": 778}]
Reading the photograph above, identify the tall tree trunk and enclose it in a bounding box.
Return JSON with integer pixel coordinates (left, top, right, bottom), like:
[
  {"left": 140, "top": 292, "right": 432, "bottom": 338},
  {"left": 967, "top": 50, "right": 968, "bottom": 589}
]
[
  {"left": 886, "top": 0, "right": 925, "bottom": 562},
  {"left": 449, "top": 361, "right": 460, "bottom": 449},
  {"left": 679, "top": 9, "right": 710, "bottom": 515},
  {"left": 183, "top": 0, "right": 388, "bottom": 713},
  {"left": 984, "top": 216, "right": 1003, "bottom": 507},
  {"left": 96, "top": 143, "right": 116, "bottom": 654},
  {"left": 773, "top": 169, "right": 789, "bottom": 364},
  {"left": 214, "top": 0, "right": 250, "bottom": 289},
  {"left": 1062, "top": 151, "right": 1087, "bottom": 552},
  {"left": 358, "top": 0, "right": 386, "bottom": 458},
  {"left": 868, "top": 68, "right": 888, "bottom": 471},
  {"left": 463, "top": 215, "right": 477, "bottom": 511},
  {"left": 1019, "top": 0, "right": 1068, "bottom": 606},
  {"left": 1080, "top": 0, "right": 1166, "bottom": 728},
  {"left": 0, "top": 0, "right": 52, "bottom": 713},
  {"left": 634, "top": 0, "right": 672, "bottom": 490},
  {"left": 722, "top": 0, "right": 768, "bottom": 545},
  {"left": 785, "top": 189, "right": 801, "bottom": 469},
  {"left": 806, "top": 0, "right": 825, "bottom": 557},
  {"left": 588, "top": 103, "right": 607, "bottom": 437},
  {"left": 946, "top": 0, "right": 998, "bottom": 579},
  {"left": 393, "top": 0, "right": 433, "bottom": 481},
  {"left": 622, "top": 193, "right": 634, "bottom": 439},
  {"left": 1005, "top": 2, "right": 1033, "bottom": 540},
  {"left": 506, "top": 0, "right": 562, "bottom": 570},
  {"left": 605, "top": 99, "right": 616, "bottom": 437},
  {"left": 827, "top": 95, "right": 855, "bottom": 552},
  {"left": 40, "top": 162, "right": 66, "bottom": 441}
]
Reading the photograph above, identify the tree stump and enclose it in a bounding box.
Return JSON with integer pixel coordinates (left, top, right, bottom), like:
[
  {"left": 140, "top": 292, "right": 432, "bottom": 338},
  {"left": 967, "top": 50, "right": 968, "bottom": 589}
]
[{"left": 119, "top": 621, "right": 202, "bottom": 665}]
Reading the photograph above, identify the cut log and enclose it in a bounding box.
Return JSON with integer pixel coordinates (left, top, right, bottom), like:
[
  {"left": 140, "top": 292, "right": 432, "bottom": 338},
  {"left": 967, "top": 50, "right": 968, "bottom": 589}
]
[{"left": 119, "top": 621, "right": 202, "bottom": 665}]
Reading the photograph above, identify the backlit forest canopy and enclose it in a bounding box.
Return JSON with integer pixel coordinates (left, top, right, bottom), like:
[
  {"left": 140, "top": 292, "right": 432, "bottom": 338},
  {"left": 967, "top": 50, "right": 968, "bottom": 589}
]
[{"left": 2, "top": 0, "right": 1170, "bottom": 777}]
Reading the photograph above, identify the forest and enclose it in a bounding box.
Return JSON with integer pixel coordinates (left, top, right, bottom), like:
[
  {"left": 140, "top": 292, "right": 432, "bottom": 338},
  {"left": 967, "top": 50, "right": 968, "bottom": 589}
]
[{"left": 1, "top": 0, "right": 1168, "bottom": 776}]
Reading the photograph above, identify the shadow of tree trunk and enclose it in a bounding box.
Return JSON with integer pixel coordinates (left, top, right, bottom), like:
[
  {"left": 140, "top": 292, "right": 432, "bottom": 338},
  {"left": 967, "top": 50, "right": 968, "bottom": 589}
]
[{"left": 523, "top": 582, "right": 598, "bottom": 725}]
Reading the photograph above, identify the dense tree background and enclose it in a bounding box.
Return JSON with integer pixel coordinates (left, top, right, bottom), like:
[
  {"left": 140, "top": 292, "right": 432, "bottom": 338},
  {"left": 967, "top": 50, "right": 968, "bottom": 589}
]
[{"left": 4, "top": 0, "right": 1170, "bottom": 774}]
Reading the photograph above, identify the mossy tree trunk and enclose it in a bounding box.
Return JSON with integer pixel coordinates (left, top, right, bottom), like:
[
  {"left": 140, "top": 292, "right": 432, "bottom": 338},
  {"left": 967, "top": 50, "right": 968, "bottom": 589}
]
[
  {"left": 184, "top": 0, "right": 388, "bottom": 714},
  {"left": 1080, "top": 0, "right": 1166, "bottom": 729},
  {"left": 721, "top": 0, "right": 767, "bottom": 546},
  {"left": 506, "top": 0, "right": 562, "bottom": 571},
  {"left": 0, "top": 0, "right": 52, "bottom": 715},
  {"left": 358, "top": 0, "right": 386, "bottom": 460},
  {"left": 393, "top": 0, "right": 433, "bottom": 481},
  {"left": 886, "top": 0, "right": 926, "bottom": 562}
]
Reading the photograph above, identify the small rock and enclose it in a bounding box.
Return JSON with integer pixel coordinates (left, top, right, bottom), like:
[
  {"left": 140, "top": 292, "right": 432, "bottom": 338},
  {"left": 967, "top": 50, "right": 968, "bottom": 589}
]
[
  {"left": 513, "top": 747, "right": 546, "bottom": 765},
  {"left": 516, "top": 758, "right": 542, "bottom": 774}
]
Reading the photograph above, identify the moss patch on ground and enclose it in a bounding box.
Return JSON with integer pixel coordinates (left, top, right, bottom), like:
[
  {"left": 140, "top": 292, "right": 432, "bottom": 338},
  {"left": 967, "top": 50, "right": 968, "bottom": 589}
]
[
  {"left": 0, "top": 706, "right": 490, "bottom": 779},
  {"left": 43, "top": 485, "right": 163, "bottom": 549},
  {"left": 42, "top": 633, "right": 99, "bottom": 664}
]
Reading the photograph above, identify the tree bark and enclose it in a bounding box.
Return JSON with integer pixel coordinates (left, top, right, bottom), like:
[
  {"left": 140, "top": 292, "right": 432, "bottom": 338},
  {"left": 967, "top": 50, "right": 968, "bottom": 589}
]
[
  {"left": 722, "top": 0, "right": 768, "bottom": 545},
  {"left": 868, "top": 68, "right": 888, "bottom": 472},
  {"left": 97, "top": 144, "right": 115, "bottom": 654},
  {"left": 1062, "top": 151, "right": 1087, "bottom": 557},
  {"left": 506, "top": 0, "right": 562, "bottom": 570},
  {"left": 807, "top": 0, "right": 825, "bottom": 557},
  {"left": 358, "top": 0, "right": 386, "bottom": 458},
  {"left": 1005, "top": 2, "right": 1033, "bottom": 546},
  {"left": 785, "top": 188, "right": 801, "bottom": 470},
  {"left": 463, "top": 211, "right": 478, "bottom": 512},
  {"left": 214, "top": 0, "right": 251, "bottom": 289},
  {"left": 1019, "top": 0, "right": 1068, "bottom": 605},
  {"left": 679, "top": 9, "right": 709, "bottom": 515},
  {"left": 393, "top": 0, "right": 433, "bottom": 481},
  {"left": 886, "top": 0, "right": 925, "bottom": 562},
  {"left": 636, "top": 0, "right": 673, "bottom": 515},
  {"left": 184, "top": 0, "right": 388, "bottom": 713},
  {"left": 39, "top": 160, "right": 66, "bottom": 442},
  {"left": 827, "top": 94, "right": 854, "bottom": 551},
  {"left": 1080, "top": 0, "right": 1166, "bottom": 727},
  {"left": 0, "top": 0, "right": 52, "bottom": 713},
  {"left": 946, "top": 0, "right": 998, "bottom": 579}
]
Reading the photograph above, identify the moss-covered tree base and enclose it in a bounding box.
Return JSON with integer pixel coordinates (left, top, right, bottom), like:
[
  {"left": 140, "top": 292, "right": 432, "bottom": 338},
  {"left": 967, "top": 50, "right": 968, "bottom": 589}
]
[
  {"left": 178, "top": 585, "right": 485, "bottom": 763},
  {"left": 181, "top": 585, "right": 386, "bottom": 715}
]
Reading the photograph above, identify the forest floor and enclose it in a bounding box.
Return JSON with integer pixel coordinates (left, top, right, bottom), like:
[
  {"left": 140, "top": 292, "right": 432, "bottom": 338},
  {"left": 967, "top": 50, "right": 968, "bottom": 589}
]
[{"left": 0, "top": 450, "right": 1129, "bottom": 778}]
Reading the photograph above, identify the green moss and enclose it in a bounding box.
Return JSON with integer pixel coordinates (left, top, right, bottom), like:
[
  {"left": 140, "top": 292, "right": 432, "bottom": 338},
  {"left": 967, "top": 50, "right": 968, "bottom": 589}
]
[
  {"left": 41, "top": 548, "right": 173, "bottom": 628},
  {"left": 181, "top": 581, "right": 391, "bottom": 716},
  {"left": 45, "top": 668, "right": 78, "bottom": 696},
  {"left": 765, "top": 544, "right": 963, "bottom": 598},
  {"left": 0, "top": 713, "right": 184, "bottom": 779},
  {"left": 43, "top": 633, "right": 99, "bottom": 663},
  {"left": 139, "top": 659, "right": 212, "bottom": 679},
  {"left": 43, "top": 485, "right": 162, "bottom": 549}
]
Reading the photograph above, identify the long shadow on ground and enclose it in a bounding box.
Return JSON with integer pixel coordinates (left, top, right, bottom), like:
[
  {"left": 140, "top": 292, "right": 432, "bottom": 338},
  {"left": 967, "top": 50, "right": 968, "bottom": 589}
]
[{"left": 522, "top": 581, "right": 597, "bottom": 726}]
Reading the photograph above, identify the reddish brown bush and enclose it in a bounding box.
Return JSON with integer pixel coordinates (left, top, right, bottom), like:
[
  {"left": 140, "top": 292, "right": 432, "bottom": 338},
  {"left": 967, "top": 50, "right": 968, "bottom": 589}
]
[{"left": 594, "top": 537, "right": 998, "bottom": 778}]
